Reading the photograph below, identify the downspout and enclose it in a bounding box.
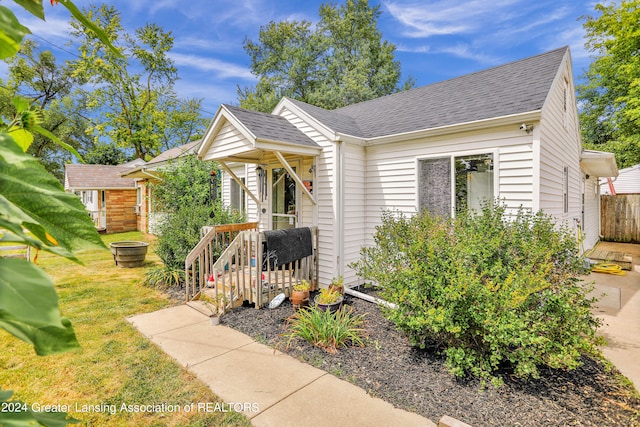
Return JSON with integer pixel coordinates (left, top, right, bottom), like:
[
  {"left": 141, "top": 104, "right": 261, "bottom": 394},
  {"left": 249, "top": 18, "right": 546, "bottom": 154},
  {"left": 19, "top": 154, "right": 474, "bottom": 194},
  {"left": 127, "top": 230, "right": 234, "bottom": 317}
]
[
  {"left": 336, "top": 139, "right": 345, "bottom": 278},
  {"left": 598, "top": 178, "right": 604, "bottom": 239},
  {"left": 607, "top": 177, "right": 616, "bottom": 195},
  {"left": 345, "top": 287, "right": 397, "bottom": 309}
]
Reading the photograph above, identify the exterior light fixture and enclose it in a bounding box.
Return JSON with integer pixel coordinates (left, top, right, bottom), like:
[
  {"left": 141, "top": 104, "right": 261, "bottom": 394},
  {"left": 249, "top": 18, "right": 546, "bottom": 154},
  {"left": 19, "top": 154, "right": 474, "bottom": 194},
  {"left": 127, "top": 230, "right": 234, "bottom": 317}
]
[
  {"left": 209, "top": 170, "right": 218, "bottom": 203},
  {"left": 256, "top": 165, "right": 267, "bottom": 202}
]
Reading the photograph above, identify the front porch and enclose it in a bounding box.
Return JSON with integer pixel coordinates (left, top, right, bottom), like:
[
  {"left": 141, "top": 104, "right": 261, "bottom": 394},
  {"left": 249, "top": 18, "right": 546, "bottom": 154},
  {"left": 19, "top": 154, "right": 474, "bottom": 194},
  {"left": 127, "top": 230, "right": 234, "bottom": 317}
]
[{"left": 185, "top": 222, "right": 318, "bottom": 312}]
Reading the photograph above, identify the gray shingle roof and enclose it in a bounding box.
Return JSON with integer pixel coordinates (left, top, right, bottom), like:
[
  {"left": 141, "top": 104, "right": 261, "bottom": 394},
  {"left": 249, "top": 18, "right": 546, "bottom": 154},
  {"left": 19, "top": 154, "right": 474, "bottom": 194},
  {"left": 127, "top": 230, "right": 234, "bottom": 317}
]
[
  {"left": 223, "top": 104, "right": 320, "bottom": 148},
  {"left": 65, "top": 164, "right": 136, "bottom": 190},
  {"left": 146, "top": 139, "right": 201, "bottom": 166},
  {"left": 288, "top": 47, "right": 568, "bottom": 139}
]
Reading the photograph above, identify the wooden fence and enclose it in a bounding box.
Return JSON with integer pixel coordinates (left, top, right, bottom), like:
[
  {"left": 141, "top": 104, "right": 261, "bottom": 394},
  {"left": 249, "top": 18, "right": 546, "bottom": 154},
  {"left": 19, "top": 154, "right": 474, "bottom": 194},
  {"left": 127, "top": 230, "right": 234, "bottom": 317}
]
[{"left": 601, "top": 194, "right": 640, "bottom": 243}]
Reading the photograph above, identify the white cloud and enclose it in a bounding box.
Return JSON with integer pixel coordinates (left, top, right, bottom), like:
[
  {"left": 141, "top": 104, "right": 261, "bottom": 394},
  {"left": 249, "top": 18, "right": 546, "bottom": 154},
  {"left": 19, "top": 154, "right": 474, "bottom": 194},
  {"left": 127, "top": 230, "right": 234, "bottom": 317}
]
[
  {"left": 17, "top": 15, "right": 72, "bottom": 41},
  {"left": 173, "top": 36, "right": 238, "bottom": 53},
  {"left": 169, "top": 52, "right": 255, "bottom": 80},
  {"left": 398, "top": 42, "right": 499, "bottom": 65},
  {"left": 384, "top": 0, "right": 522, "bottom": 38},
  {"left": 436, "top": 44, "right": 500, "bottom": 64}
]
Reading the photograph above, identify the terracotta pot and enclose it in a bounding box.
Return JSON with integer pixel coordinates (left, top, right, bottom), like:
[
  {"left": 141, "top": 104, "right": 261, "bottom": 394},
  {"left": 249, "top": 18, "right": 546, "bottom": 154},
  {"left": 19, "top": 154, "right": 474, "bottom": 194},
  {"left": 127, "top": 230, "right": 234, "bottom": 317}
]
[{"left": 290, "top": 290, "right": 310, "bottom": 310}]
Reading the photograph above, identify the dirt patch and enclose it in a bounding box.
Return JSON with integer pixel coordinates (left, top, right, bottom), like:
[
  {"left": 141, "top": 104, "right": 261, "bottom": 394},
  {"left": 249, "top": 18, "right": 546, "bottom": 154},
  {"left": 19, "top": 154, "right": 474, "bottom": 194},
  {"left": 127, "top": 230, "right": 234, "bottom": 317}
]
[{"left": 221, "top": 286, "right": 640, "bottom": 427}]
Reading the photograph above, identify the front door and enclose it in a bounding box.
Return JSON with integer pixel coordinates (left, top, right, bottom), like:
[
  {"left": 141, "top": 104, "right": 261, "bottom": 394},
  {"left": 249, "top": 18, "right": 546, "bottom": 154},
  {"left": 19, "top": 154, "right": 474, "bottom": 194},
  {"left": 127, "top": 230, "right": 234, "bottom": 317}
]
[{"left": 271, "top": 164, "right": 298, "bottom": 230}]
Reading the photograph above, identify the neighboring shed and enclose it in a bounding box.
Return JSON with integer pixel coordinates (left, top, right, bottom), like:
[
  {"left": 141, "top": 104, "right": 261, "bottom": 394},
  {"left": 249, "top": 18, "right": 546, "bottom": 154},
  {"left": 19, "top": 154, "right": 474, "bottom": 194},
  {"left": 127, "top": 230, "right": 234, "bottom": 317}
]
[
  {"left": 196, "top": 46, "right": 618, "bottom": 288},
  {"left": 120, "top": 140, "right": 201, "bottom": 234},
  {"left": 64, "top": 159, "right": 144, "bottom": 233}
]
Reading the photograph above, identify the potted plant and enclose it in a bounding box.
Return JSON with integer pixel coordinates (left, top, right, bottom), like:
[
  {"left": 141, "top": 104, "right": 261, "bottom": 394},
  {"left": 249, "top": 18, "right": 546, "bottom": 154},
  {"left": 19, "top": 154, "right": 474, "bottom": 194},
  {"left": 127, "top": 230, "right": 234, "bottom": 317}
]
[
  {"left": 290, "top": 280, "right": 311, "bottom": 310},
  {"left": 199, "top": 293, "right": 224, "bottom": 325},
  {"left": 329, "top": 276, "right": 344, "bottom": 295},
  {"left": 314, "top": 287, "right": 343, "bottom": 313}
]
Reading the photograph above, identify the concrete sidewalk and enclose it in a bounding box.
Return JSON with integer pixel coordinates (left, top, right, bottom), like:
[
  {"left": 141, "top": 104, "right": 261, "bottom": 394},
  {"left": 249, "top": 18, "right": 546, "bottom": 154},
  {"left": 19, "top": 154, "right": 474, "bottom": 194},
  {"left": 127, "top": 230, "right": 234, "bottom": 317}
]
[
  {"left": 127, "top": 305, "right": 436, "bottom": 427},
  {"left": 587, "top": 241, "right": 640, "bottom": 392}
]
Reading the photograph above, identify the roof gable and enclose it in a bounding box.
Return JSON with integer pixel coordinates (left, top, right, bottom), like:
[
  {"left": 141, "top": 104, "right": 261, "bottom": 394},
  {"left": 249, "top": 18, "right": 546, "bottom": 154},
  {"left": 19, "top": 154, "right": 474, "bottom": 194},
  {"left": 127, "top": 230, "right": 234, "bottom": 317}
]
[
  {"left": 288, "top": 47, "right": 569, "bottom": 139},
  {"left": 199, "top": 104, "right": 320, "bottom": 162}
]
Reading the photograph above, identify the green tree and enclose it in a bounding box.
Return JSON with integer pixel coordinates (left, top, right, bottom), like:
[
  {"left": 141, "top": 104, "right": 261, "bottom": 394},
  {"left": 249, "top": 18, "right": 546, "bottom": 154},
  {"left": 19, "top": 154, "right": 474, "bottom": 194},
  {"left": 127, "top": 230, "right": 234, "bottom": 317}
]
[
  {"left": 69, "top": 4, "right": 205, "bottom": 160},
  {"left": 83, "top": 142, "right": 128, "bottom": 164},
  {"left": 239, "top": 0, "right": 413, "bottom": 112},
  {"left": 154, "top": 95, "right": 208, "bottom": 152},
  {"left": 0, "top": 40, "right": 91, "bottom": 180},
  {"left": 150, "top": 155, "right": 244, "bottom": 272},
  {"left": 578, "top": 0, "right": 640, "bottom": 168}
]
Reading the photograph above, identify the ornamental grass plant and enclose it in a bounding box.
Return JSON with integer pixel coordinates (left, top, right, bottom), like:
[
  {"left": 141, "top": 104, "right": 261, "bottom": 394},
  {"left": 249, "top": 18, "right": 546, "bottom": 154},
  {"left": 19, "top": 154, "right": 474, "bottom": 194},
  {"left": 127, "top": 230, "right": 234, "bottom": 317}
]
[{"left": 280, "top": 305, "right": 367, "bottom": 354}]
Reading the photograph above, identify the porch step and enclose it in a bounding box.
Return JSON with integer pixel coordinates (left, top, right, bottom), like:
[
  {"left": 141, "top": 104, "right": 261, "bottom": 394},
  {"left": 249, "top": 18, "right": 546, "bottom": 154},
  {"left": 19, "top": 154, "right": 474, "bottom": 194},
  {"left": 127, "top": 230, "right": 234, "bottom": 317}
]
[{"left": 185, "top": 300, "right": 215, "bottom": 317}]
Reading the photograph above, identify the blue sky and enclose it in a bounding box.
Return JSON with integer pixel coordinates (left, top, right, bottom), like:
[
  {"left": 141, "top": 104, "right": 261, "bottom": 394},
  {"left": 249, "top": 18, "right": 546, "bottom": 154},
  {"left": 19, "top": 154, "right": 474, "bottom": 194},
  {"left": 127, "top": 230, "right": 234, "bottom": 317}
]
[{"left": 12, "top": 0, "right": 600, "bottom": 116}]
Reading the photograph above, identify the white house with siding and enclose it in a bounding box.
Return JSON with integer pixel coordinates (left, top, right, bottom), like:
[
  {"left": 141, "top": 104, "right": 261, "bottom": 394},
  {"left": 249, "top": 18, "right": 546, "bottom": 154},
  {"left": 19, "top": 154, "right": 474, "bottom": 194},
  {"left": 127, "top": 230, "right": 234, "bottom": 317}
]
[{"left": 197, "top": 46, "right": 618, "bottom": 288}]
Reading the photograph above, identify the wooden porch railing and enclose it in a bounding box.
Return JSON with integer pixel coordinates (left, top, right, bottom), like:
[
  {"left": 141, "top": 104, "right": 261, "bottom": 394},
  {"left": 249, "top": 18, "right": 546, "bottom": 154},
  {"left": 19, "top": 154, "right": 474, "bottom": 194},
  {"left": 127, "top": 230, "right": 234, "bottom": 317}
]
[
  {"left": 185, "top": 222, "right": 258, "bottom": 301},
  {"left": 185, "top": 224, "right": 318, "bottom": 312}
]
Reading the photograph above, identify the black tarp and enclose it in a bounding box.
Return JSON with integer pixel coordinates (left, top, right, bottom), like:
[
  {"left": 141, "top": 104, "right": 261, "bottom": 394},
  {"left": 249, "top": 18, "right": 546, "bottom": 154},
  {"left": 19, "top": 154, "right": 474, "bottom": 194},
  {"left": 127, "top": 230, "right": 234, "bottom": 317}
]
[{"left": 262, "top": 227, "right": 313, "bottom": 269}]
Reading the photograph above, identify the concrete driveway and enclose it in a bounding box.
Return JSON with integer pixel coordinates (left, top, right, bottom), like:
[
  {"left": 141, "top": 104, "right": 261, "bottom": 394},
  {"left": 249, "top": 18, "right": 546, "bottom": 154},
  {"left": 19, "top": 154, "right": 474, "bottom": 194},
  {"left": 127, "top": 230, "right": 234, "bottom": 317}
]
[{"left": 586, "top": 241, "right": 640, "bottom": 391}]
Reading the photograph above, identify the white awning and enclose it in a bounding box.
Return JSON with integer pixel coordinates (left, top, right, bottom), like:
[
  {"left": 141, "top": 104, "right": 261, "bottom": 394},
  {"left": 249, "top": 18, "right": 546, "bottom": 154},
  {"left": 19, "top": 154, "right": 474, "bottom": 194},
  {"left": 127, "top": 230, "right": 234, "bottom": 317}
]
[{"left": 580, "top": 150, "right": 619, "bottom": 178}]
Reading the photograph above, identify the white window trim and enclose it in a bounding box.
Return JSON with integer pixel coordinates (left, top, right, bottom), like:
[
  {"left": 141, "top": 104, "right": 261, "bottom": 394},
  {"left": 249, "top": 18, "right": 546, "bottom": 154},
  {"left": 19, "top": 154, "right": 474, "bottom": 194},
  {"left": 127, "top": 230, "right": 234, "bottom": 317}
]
[{"left": 415, "top": 148, "right": 499, "bottom": 216}]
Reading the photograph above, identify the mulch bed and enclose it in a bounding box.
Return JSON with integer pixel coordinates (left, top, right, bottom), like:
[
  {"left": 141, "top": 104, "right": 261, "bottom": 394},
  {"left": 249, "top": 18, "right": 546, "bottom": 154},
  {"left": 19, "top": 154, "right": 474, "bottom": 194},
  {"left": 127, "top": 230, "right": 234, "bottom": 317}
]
[{"left": 218, "top": 286, "right": 640, "bottom": 427}]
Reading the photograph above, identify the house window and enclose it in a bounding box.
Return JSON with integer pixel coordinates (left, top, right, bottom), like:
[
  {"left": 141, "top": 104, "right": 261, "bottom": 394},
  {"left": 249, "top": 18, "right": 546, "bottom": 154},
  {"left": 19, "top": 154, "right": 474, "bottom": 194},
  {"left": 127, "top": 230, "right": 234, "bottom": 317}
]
[
  {"left": 563, "top": 165, "right": 569, "bottom": 214},
  {"left": 136, "top": 185, "right": 142, "bottom": 206},
  {"left": 82, "top": 191, "right": 92, "bottom": 204},
  {"left": 419, "top": 153, "right": 494, "bottom": 216},
  {"left": 455, "top": 154, "right": 494, "bottom": 213},
  {"left": 229, "top": 178, "right": 245, "bottom": 214}
]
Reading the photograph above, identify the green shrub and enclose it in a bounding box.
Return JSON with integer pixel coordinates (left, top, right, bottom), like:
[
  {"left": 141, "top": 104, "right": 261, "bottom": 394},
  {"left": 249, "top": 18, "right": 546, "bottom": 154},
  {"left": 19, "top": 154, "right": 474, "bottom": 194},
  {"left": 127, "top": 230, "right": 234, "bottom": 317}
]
[
  {"left": 280, "top": 306, "right": 367, "bottom": 354},
  {"left": 352, "top": 203, "right": 601, "bottom": 385},
  {"left": 150, "top": 155, "right": 245, "bottom": 271}
]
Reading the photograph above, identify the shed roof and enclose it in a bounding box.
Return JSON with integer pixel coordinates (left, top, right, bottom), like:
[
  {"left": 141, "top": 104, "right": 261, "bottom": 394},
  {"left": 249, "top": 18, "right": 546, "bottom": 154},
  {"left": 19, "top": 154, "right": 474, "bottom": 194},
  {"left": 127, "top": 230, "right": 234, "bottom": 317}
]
[
  {"left": 286, "top": 46, "right": 568, "bottom": 139},
  {"left": 65, "top": 164, "right": 136, "bottom": 191}
]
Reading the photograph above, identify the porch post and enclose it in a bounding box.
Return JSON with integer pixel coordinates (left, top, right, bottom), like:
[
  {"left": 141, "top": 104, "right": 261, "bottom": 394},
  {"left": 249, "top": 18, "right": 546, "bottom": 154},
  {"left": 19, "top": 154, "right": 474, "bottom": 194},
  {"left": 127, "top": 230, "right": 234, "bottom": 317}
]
[{"left": 273, "top": 151, "right": 317, "bottom": 205}]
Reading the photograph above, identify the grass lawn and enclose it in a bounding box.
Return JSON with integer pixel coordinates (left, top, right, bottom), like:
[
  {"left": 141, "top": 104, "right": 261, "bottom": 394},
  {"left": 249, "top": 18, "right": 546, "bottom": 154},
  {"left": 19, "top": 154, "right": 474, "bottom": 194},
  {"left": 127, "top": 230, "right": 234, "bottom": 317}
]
[{"left": 0, "top": 231, "right": 250, "bottom": 427}]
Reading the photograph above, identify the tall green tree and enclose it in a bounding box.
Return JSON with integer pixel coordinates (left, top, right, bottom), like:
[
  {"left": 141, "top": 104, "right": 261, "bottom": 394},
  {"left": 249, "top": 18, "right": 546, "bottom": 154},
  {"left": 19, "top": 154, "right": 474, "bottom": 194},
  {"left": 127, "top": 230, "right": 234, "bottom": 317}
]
[
  {"left": 69, "top": 4, "right": 205, "bottom": 160},
  {"left": 239, "top": 0, "right": 413, "bottom": 112},
  {"left": 578, "top": 0, "right": 640, "bottom": 168},
  {"left": 0, "top": 40, "right": 91, "bottom": 180},
  {"left": 83, "top": 141, "right": 128, "bottom": 164}
]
